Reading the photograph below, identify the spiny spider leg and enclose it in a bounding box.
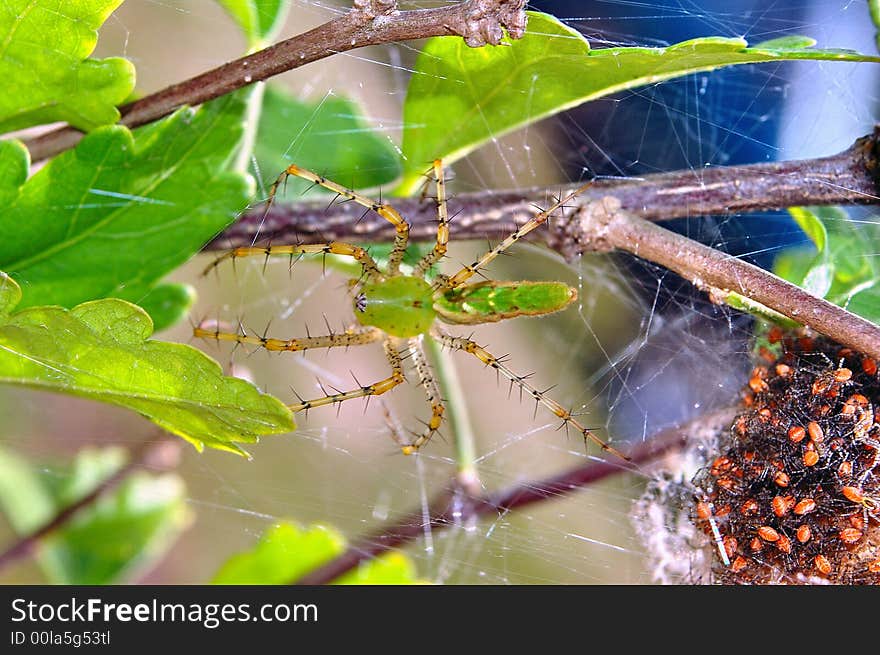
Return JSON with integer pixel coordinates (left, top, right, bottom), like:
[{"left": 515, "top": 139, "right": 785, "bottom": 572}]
[
  {"left": 268, "top": 163, "right": 410, "bottom": 275},
  {"left": 403, "top": 337, "right": 446, "bottom": 454},
  {"left": 415, "top": 159, "right": 449, "bottom": 276},
  {"left": 201, "top": 242, "right": 382, "bottom": 279},
  {"left": 432, "top": 329, "right": 631, "bottom": 462},
  {"left": 193, "top": 323, "right": 383, "bottom": 353},
  {"left": 442, "top": 181, "right": 593, "bottom": 290},
  {"left": 288, "top": 338, "right": 407, "bottom": 428}
]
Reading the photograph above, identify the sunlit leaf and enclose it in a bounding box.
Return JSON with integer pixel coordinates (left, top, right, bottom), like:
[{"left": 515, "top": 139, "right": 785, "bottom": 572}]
[
  {"left": 0, "top": 92, "right": 254, "bottom": 320},
  {"left": 400, "top": 11, "right": 880, "bottom": 190},
  {"left": 0, "top": 0, "right": 135, "bottom": 132},
  {"left": 0, "top": 273, "right": 294, "bottom": 454}
]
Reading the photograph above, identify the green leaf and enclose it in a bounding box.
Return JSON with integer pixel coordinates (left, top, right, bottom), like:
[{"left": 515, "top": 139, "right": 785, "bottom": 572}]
[
  {"left": 255, "top": 85, "right": 401, "bottom": 196},
  {"left": 0, "top": 448, "right": 55, "bottom": 533},
  {"left": 751, "top": 36, "right": 817, "bottom": 50},
  {"left": 333, "top": 552, "right": 421, "bottom": 585},
  {"left": 131, "top": 283, "right": 197, "bottom": 333},
  {"left": 788, "top": 206, "right": 828, "bottom": 251},
  {"left": 846, "top": 283, "right": 880, "bottom": 322},
  {"left": 217, "top": 0, "right": 291, "bottom": 47},
  {"left": 872, "top": 0, "right": 880, "bottom": 51},
  {"left": 400, "top": 11, "right": 880, "bottom": 190},
  {"left": 49, "top": 470, "right": 190, "bottom": 584},
  {"left": 0, "top": 272, "right": 22, "bottom": 318},
  {"left": 0, "top": 274, "right": 294, "bottom": 454},
  {"left": 0, "top": 0, "right": 135, "bottom": 133},
  {"left": 0, "top": 447, "right": 191, "bottom": 584},
  {"left": 0, "top": 91, "right": 254, "bottom": 316},
  {"left": 212, "top": 523, "right": 343, "bottom": 584},
  {"left": 212, "top": 521, "right": 422, "bottom": 584},
  {"left": 774, "top": 206, "right": 880, "bottom": 324}
]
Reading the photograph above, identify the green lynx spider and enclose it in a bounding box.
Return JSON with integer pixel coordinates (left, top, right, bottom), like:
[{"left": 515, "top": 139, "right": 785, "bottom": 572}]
[{"left": 195, "top": 160, "right": 630, "bottom": 461}]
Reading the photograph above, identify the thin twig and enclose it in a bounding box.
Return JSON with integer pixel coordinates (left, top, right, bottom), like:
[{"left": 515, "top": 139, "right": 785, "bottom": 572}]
[
  {"left": 22, "top": 0, "right": 527, "bottom": 162},
  {"left": 555, "top": 197, "right": 880, "bottom": 362},
  {"left": 211, "top": 129, "right": 880, "bottom": 247},
  {"left": 0, "top": 436, "right": 180, "bottom": 573},
  {"left": 292, "top": 408, "right": 736, "bottom": 584}
]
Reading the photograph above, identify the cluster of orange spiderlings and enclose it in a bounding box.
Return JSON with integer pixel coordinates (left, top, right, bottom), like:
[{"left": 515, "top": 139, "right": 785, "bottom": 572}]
[{"left": 692, "top": 329, "right": 879, "bottom": 584}]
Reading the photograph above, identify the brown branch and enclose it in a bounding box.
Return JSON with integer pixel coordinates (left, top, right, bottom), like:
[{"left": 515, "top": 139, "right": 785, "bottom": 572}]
[
  {"left": 0, "top": 436, "right": 179, "bottom": 573},
  {"left": 211, "top": 129, "right": 880, "bottom": 247},
  {"left": 22, "top": 0, "right": 527, "bottom": 163},
  {"left": 556, "top": 197, "right": 880, "bottom": 362},
  {"left": 210, "top": 129, "right": 880, "bottom": 362},
  {"left": 293, "top": 408, "right": 736, "bottom": 584}
]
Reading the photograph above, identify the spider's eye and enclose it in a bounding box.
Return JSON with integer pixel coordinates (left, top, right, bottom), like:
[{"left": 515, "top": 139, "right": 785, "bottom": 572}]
[{"left": 354, "top": 292, "right": 367, "bottom": 313}]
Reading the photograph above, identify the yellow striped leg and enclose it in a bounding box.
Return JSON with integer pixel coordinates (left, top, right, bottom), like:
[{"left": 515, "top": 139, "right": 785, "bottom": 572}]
[
  {"left": 193, "top": 323, "right": 382, "bottom": 353},
  {"left": 415, "top": 159, "right": 449, "bottom": 276},
  {"left": 202, "top": 242, "right": 382, "bottom": 279},
  {"left": 432, "top": 330, "right": 630, "bottom": 462},
  {"left": 268, "top": 164, "right": 410, "bottom": 274},
  {"left": 289, "top": 338, "right": 405, "bottom": 415},
  {"left": 443, "top": 181, "right": 593, "bottom": 290},
  {"left": 401, "top": 337, "right": 446, "bottom": 454}
]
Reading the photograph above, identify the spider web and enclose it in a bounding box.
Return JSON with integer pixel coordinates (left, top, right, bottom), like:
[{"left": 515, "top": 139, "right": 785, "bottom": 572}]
[{"left": 2, "top": 0, "right": 878, "bottom": 585}]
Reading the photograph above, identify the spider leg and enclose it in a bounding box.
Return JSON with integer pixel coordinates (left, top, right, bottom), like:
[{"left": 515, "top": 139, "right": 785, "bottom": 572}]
[
  {"left": 193, "top": 323, "right": 383, "bottom": 353},
  {"left": 401, "top": 337, "right": 446, "bottom": 454},
  {"left": 431, "top": 329, "right": 631, "bottom": 462},
  {"left": 415, "top": 159, "right": 449, "bottom": 277},
  {"left": 267, "top": 164, "right": 410, "bottom": 275},
  {"left": 202, "top": 242, "right": 382, "bottom": 279},
  {"left": 289, "top": 337, "right": 406, "bottom": 419},
  {"left": 441, "top": 181, "right": 593, "bottom": 290}
]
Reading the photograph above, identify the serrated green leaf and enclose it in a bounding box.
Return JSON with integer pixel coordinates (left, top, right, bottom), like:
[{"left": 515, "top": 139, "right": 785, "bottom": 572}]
[
  {"left": 0, "top": 275, "right": 294, "bottom": 454},
  {"left": 0, "top": 91, "right": 254, "bottom": 316},
  {"left": 255, "top": 85, "right": 401, "bottom": 196},
  {"left": 0, "top": 446, "right": 191, "bottom": 584},
  {"left": 212, "top": 521, "right": 422, "bottom": 584},
  {"left": 0, "top": 0, "right": 135, "bottom": 133},
  {"left": 217, "top": 0, "right": 291, "bottom": 47},
  {"left": 400, "top": 11, "right": 880, "bottom": 190}
]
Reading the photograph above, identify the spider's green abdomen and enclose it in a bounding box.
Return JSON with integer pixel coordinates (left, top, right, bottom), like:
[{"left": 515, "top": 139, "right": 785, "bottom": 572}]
[
  {"left": 435, "top": 281, "right": 577, "bottom": 325},
  {"left": 355, "top": 276, "right": 436, "bottom": 338}
]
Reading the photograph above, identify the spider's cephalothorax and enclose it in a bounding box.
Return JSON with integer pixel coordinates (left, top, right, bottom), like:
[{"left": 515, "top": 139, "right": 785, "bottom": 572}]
[{"left": 196, "top": 161, "right": 629, "bottom": 461}]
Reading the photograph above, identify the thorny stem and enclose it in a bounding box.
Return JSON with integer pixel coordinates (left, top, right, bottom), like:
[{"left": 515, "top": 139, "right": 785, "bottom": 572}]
[
  {"left": 0, "top": 436, "right": 180, "bottom": 574},
  {"left": 292, "top": 408, "right": 737, "bottom": 584},
  {"left": 21, "top": 0, "right": 527, "bottom": 163},
  {"left": 211, "top": 129, "right": 880, "bottom": 362}
]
